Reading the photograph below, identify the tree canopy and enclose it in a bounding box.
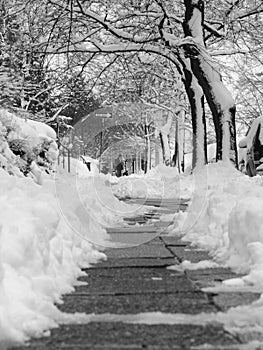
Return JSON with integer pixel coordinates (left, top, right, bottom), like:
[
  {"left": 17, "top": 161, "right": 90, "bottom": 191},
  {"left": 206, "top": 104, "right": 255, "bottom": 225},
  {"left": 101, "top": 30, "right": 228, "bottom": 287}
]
[{"left": 0, "top": 0, "right": 262, "bottom": 168}]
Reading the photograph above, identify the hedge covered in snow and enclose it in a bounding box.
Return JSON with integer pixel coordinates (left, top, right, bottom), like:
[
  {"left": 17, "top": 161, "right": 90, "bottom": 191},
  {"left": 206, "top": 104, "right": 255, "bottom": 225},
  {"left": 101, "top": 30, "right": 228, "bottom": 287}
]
[{"left": 0, "top": 109, "right": 58, "bottom": 183}]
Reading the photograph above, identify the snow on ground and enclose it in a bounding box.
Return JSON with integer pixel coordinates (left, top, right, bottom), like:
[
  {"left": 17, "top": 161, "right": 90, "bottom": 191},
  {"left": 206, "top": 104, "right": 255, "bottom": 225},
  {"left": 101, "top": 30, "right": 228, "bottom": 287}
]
[
  {"left": 113, "top": 164, "right": 192, "bottom": 200},
  {"left": 0, "top": 162, "right": 112, "bottom": 348},
  {"left": 172, "top": 161, "right": 263, "bottom": 287},
  {"left": 3, "top": 109, "right": 263, "bottom": 344},
  {"left": 167, "top": 260, "right": 220, "bottom": 272},
  {"left": 56, "top": 158, "right": 146, "bottom": 244},
  {"left": 114, "top": 160, "right": 263, "bottom": 290},
  {"left": 0, "top": 117, "right": 144, "bottom": 349},
  {"left": 165, "top": 161, "right": 263, "bottom": 335},
  {"left": 112, "top": 160, "right": 263, "bottom": 335}
]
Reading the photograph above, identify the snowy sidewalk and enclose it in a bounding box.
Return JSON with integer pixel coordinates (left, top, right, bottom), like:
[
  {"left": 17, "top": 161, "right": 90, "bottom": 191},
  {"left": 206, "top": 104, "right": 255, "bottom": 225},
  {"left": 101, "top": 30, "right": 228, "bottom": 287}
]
[{"left": 11, "top": 202, "right": 260, "bottom": 350}]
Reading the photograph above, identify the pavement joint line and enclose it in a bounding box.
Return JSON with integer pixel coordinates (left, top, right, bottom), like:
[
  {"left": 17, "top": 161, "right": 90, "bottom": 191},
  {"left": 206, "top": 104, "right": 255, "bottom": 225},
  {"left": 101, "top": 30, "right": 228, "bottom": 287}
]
[
  {"left": 23, "top": 346, "right": 145, "bottom": 349},
  {"left": 162, "top": 240, "right": 258, "bottom": 322},
  {"left": 90, "top": 256, "right": 175, "bottom": 260},
  {"left": 204, "top": 291, "right": 222, "bottom": 313},
  {"left": 89, "top": 257, "right": 177, "bottom": 261},
  {"left": 159, "top": 236, "right": 183, "bottom": 262},
  {"left": 67, "top": 290, "right": 206, "bottom": 297},
  {"left": 158, "top": 236, "right": 233, "bottom": 316},
  {"left": 65, "top": 290, "right": 207, "bottom": 296},
  {"left": 88, "top": 264, "right": 178, "bottom": 270},
  {"left": 85, "top": 258, "right": 178, "bottom": 264}
]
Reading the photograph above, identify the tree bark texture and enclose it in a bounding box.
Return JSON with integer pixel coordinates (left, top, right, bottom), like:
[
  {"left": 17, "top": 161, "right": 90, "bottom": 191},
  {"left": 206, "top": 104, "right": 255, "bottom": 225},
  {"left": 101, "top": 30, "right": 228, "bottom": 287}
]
[
  {"left": 180, "top": 58, "right": 207, "bottom": 169},
  {"left": 183, "top": 0, "right": 238, "bottom": 166},
  {"left": 159, "top": 112, "right": 173, "bottom": 164}
]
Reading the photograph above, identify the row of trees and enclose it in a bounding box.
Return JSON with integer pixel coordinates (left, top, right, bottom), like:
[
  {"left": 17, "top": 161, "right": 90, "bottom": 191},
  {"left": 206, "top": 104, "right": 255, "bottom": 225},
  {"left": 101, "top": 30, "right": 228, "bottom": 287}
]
[
  {"left": 0, "top": 0, "right": 98, "bottom": 126},
  {"left": 1, "top": 0, "right": 262, "bottom": 169}
]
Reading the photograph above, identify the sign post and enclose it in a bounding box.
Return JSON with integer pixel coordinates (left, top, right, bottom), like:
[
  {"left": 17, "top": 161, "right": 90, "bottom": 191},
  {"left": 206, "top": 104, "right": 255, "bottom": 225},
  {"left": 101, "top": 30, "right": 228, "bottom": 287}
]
[{"left": 95, "top": 111, "right": 112, "bottom": 172}]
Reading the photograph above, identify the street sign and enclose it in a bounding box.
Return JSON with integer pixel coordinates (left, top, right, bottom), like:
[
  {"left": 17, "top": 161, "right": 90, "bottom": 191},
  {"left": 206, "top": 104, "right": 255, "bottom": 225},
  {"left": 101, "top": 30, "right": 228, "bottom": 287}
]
[{"left": 96, "top": 113, "right": 112, "bottom": 118}]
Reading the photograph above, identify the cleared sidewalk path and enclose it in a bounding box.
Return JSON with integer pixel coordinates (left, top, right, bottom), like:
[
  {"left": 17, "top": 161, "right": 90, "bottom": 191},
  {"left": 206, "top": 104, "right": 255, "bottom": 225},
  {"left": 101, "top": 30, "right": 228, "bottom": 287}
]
[{"left": 12, "top": 199, "right": 260, "bottom": 350}]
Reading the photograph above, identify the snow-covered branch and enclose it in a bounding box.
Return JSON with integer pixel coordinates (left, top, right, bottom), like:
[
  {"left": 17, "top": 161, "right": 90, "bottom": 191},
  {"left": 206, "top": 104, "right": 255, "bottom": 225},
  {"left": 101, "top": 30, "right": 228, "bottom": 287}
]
[
  {"left": 46, "top": 104, "right": 69, "bottom": 123},
  {"left": 211, "top": 46, "right": 263, "bottom": 56},
  {"left": 74, "top": 3, "right": 161, "bottom": 44}
]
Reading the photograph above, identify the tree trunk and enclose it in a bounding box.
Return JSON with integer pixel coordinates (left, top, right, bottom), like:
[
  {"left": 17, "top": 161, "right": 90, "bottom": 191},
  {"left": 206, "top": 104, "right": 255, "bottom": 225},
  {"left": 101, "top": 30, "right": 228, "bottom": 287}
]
[
  {"left": 183, "top": 0, "right": 238, "bottom": 166},
  {"left": 144, "top": 124, "right": 151, "bottom": 173},
  {"left": 178, "top": 109, "right": 186, "bottom": 172},
  {"left": 173, "top": 117, "right": 178, "bottom": 167},
  {"left": 159, "top": 132, "right": 165, "bottom": 163},
  {"left": 155, "top": 129, "right": 160, "bottom": 166},
  {"left": 159, "top": 112, "right": 173, "bottom": 165},
  {"left": 180, "top": 57, "right": 207, "bottom": 169}
]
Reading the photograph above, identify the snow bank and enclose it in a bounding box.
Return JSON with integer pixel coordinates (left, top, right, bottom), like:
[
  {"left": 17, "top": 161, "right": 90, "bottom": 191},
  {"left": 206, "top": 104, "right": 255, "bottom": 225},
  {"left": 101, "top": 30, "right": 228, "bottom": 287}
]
[
  {"left": 156, "top": 161, "right": 263, "bottom": 334},
  {"left": 0, "top": 150, "right": 144, "bottom": 347},
  {"left": 0, "top": 165, "right": 112, "bottom": 348},
  {"left": 113, "top": 159, "right": 263, "bottom": 291},
  {"left": 56, "top": 158, "right": 142, "bottom": 243},
  {"left": 0, "top": 109, "right": 145, "bottom": 348},
  {"left": 113, "top": 164, "right": 188, "bottom": 199},
  {"left": 171, "top": 161, "right": 263, "bottom": 287},
  {"left": 0, "top": 151, "right": 141, "bottom": 348}
]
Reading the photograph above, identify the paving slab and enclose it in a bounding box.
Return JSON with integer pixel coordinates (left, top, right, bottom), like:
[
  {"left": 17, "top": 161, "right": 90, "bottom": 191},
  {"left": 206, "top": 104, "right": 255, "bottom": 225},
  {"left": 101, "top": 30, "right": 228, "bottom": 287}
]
[
  {"left": 168, "top": 246, "right": 212, "bottom": 263},
  {"left": 153, "top": 221, "right": 173, "bottom": 228},
  {"left": 186, "top": 268, "right": 243, "bottom": 288},
  {"left": 149, "top": 207, "right": 182, "bottom": 215},
  {"left": 126, "top": 197, "right": 189, "bottom": 204},
  {"left": 13, "top": 323, "right": 239, "bottom": 350},
  {"left": 161, "top": 236, "right": 190, "bottom": 246},
  {"left": 59, "top": 292, "right": 218, "bottom": 314},
  {"left": 107, "top": 236, "right": 164, "bottom": 247},
  {"left": 125, "top": 199, "right": 189, "bottom": 213},
  {"left": 213, "top": 292, "right": 261, "bottom": 311},
  {"left": 76, "top": 267, "right": 198, "bottom": 295},
  {"left": 107, "top": 232, "right": 161, "bottom": 246},
  {"left": 147, "top": 237, "right": 166, "bottom": 244},
  {"left": 106, "top": 226, "right": 164, "bottom": 246},
  {"left": 123, "top": 216, "right": 148, "bottom": 222},
  {"left": 107, "top": 226, "right": 159, "bottom": 234},
  {"left": 90, "top": 257, "right": 178, "bottom": 269},
  {"left": 105, "top": 244, "right": 174, "bottom": 259}
]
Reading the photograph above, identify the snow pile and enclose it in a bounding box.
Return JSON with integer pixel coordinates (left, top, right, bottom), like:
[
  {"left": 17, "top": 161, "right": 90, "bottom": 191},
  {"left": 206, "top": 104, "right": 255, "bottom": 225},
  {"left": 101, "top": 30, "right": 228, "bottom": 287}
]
[
  {"left": 0, "top": 145, "right": 139, "bottom": 348},
  {"left": 113, "top": 164, "right": 189, "bottom": 199},
  {"left": 0, "top": 166, "right": 112, "bottom": 348},
  {"left": 113, "top": 158, "right": 263, "bottom": 289},
  {"left": 168, "top": 260, "right": 220, "bottom": 272},
  {"left": 0, "top": 147, "right": 142, "bottom": 347},
  {"left": 171, "top": 161, "right": 263, "bottom": 288},
  {"left": 56, "top": 159, "right": 142, "bottom": 242}
]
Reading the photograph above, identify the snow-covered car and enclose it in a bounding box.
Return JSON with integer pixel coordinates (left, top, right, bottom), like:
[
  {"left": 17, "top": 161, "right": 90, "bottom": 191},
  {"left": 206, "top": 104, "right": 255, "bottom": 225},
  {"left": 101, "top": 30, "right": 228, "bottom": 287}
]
[{"left": 238, "top": 116, "right": 263, "bottom": 177}]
